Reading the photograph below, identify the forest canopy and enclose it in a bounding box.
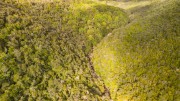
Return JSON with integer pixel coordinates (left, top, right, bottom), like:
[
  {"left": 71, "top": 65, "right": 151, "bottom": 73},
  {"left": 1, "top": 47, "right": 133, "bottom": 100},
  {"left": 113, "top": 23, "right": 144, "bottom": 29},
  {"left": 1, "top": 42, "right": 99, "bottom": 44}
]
[
  {"left": 0, "top": 0, "right": 128, "bottom": 100},
  {"left": 0, "top": 0, "right": 179, "bottom": 101}
]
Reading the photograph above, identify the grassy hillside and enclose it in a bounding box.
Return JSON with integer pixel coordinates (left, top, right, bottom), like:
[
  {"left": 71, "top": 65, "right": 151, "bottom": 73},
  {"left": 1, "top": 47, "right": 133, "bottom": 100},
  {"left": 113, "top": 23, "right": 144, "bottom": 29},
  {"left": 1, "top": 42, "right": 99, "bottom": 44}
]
[
  {"left": 0, "top": 0, "right": 128, "bottom": 100},
  {"left": 93, "top": 0, "right": 180, "bottom": 100}
]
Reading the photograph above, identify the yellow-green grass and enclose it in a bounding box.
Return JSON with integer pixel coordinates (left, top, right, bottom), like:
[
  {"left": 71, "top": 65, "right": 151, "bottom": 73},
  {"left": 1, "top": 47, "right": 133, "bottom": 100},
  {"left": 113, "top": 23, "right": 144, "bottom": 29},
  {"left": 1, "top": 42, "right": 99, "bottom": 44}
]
[
  {"left": 93, "top": 0, "right": 180, "bottom": 100},
  {"left": 92, "top": 0, "right": 157, "bottom": 10}
]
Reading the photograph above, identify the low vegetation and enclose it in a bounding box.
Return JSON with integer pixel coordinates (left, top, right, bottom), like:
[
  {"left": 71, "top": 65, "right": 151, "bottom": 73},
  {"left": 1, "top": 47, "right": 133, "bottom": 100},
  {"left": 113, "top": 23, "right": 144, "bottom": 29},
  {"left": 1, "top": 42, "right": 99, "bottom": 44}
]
[{"left": 93, "top": 0, "right": 180, "bottom": 100}]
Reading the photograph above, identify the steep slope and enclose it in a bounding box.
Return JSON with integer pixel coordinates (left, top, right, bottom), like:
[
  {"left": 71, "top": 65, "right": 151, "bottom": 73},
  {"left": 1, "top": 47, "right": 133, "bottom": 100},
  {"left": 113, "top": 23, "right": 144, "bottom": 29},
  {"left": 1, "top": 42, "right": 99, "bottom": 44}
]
[
  {"left": 0, "top": 0, "right": 128, "bottom": 100},
  {"left": 93, "top": 0, "right": 180, "bottom": 100}
]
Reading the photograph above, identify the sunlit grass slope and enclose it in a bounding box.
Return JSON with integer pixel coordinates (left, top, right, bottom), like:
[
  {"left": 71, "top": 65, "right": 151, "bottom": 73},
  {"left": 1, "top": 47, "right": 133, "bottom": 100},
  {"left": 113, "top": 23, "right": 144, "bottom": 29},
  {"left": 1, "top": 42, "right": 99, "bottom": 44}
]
[
  {"left": 93, "top": 0, "right": 180, "bottom": 100},
  {"left": 0, "top": 0, "right": 128, "bottom": 100}
]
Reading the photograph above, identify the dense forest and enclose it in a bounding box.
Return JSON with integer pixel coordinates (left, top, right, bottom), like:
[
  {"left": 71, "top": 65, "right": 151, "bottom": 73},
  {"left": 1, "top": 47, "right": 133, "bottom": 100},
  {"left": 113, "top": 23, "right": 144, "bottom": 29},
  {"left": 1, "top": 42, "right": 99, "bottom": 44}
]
[{"left": 0, "top": 0, "right": 179, "bottom": 101}]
